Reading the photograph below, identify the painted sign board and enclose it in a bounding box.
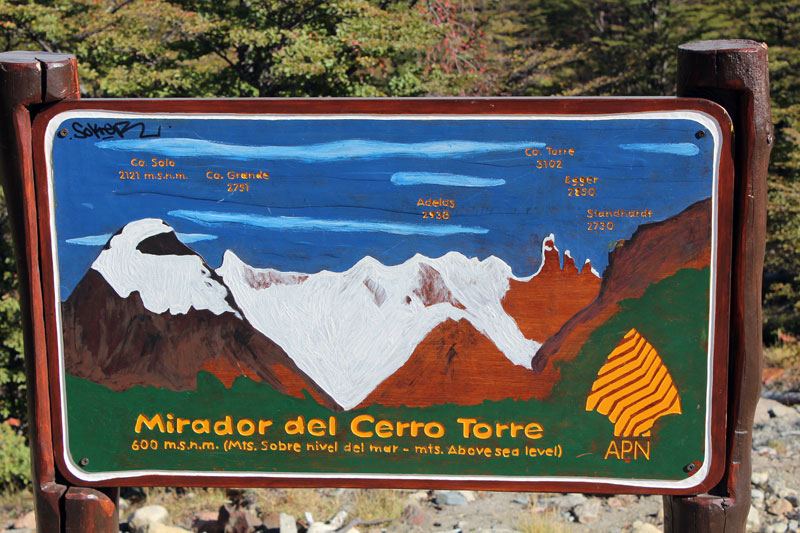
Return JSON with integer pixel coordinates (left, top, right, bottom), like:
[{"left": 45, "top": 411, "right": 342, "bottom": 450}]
[{"left": 33, "top": 98, "right": 732, "bottom": 494}]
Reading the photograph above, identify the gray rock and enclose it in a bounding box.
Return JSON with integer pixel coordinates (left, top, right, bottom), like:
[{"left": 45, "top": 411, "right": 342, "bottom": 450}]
[
  {"left": 11, "top": 511, "right": 36, "bottom": 530},
  {"left": 215, "top": 505, "right": 261, "bottom": 533},
  {"left": 573, "top": 499, "right": 600, "bottom": 523},
  {"left": 631, "top": 521, "right": 661, "bottom": 533},
  {"left": 307, "top": 523, "right": 337, "bottom": 533},
  {"left": 767, "top": 522, "right": 789, "bottom": 533},
  {"left": 772, "top": 480, "right": 788, "bottom": 495},
  {"left": 406, "top": 490, "right": 429, "bottom": 502},
  {"left": 261, "top": 511, "right": 281, "bottom": 530},
  {"left": 328, "top": 510, "right": 349, "bottom": 529},
  {"left": 606, "top": 495, "right": 637, "bottom": 509},
  {"left": 768, "top": 400, "right": 800, "bottom": 420},
  {"left": 128, "top": 505, "right": 169, "bottom": 533},
  {"left": 789, "top": 519, "right": 799, "bottom": 532},
  {"left": 402, "top": 503, "right": 431, "bottom": 528},
  {"left": 436, "top": 491, "right": 468, "bottom": 506},
  {"left": 459, "top": 490, "right": 477, "bottom": 502},
  {"left": 752, "top": 471, "right": 770, "bottom": 487},
  {"left": 148, "top": 525, "right": 192, "bottom": 533},
  {"left": 770, "top": 497, "right": 793, "bottom": 516},
  {"left": 747, "top": 504, "right": 762, "bottom": 531},
  {"left": 556, "top": 493, "right": 588, "bottom": 509},
  {"left": 755, "top": 398, "right": 775, "bottom": 426},
  {"left": 280, "top": 513, "right": 298, "bottom": 533},
  {"left": 778, "top": 487, "right": 799, "bottom": 505},
  {"left": 753, "top": 488, "right": 766, "bottom": 507},
  {"left": 190, "top": 510, "right": 221, "bottom": 533}
]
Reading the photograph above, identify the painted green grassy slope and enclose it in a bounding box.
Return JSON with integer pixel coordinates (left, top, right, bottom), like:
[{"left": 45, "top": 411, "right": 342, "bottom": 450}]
[{"left": 65, "top": 267, "right": 710, "bottom": 481}]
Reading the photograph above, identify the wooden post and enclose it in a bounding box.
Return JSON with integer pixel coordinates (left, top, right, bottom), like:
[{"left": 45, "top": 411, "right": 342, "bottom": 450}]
[
  {"left": 64, "top": 488, "right": 120, "bottom": 533},
  {"left": 664, "top": 40, "right": 772, "bottom": 533},
  {"left": 0, "top": 51, "right": 118, "bottom": 533}
]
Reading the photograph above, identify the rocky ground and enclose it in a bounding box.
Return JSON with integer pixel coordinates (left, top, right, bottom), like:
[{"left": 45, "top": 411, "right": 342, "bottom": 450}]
[{"left": 2, "top": 378, "right": 798, "bottom": 533}]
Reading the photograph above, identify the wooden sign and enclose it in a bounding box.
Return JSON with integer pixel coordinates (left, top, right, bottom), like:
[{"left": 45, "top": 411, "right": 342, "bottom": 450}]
[{"left": 33, "top": 98, "right": 732, "bottom": 493}]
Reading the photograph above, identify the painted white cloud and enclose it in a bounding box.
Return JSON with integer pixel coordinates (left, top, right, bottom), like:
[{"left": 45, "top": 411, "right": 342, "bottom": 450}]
[
  {"left": 391, "top": 172, "right": 505, "bottom": 187},
  {"left": 96, "top": 138, "right": 544, "bottom": 162},
  {"left": 67, "top": 232, "right": 217, "bottom": 246},
  {"left": 619, "top": 143, "right": 699, "bottom": 156},
  {"left": 168, "top": 210, "right": 488, "bottom": 236}
]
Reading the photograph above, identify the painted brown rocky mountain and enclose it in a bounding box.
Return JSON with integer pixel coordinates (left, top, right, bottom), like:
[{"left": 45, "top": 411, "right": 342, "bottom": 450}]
[
  {"left": 362, "top": 199, "right": 711, "bottom": 407},
  {"left": 62, "top": 231, "right": 338, "bottom": 410},
  {"left": 361, "top": 239, "right": 603, "bottom": 407},
  {"left": 359, "top": 318, "right": 542, "bottom": 407},
  {"left": 502, "top": 237, "right": 602, "bottom": 342},
  {"left": 531, "top": 198, "right": 713, "bottom": 387}
]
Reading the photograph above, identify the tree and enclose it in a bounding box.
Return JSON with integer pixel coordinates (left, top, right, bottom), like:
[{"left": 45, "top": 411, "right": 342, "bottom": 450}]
[
  {"left": 0, "top": 189, "right": 24, "bottom": 425},
  {"left": 730, "top": 0, "right": 800, "bottom": 343},
  {"left": 1, "top": 0, "right": 492, "bottom": 97}
]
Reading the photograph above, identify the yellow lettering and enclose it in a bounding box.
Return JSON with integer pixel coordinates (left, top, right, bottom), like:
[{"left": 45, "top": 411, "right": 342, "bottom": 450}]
[
  {"left": 424, "top": 422, "right": 445, "bottom": 438},
  {"left": 192, "top": 419, "right": 210, "bottom": 434},
  {"left": 396, "top": 421, "right": 410, "bottom": 436},
  {"left": 175, "top": 418, "right": 190, "bottom": 433},
  {"left": 605, "top": 441, "right": 620, "bottom": 460},
  {"left": 236, "top": 418, "right": 256, "bottom": 436},
  {"left": 284, "top": 416, "right": 306, "bottom": 435},
  {"left": 375, "top": 420, "right": 393, "bottom": 438},
  {"left": 351, "top": 414, "right": 374, "bottom": 438},
  {"left": 473, "top": 423, "right": 492, "bottom": 440},
  {"left": 135, "top": 414, "right": 165, "bottom": 433},
  {"left": 621, "top": 440, "right": 633, "bottom": 459},
  {"left": 457, "top": 417, "right": 477, "bottom": 438},
  {"left": 213, "top": 415, "right": 233, "bottom": 436},
  {"left": 524, "top": 422, "right": 544, "bottom": 439},
  {"left": 307, "top": 418, "right": 326, "bottom": 437},
  {"left": 258, "top": 419, "right": 273, "bottom": 434},
  {"left": 636, "top": 440, "right": 651, "bottom": 460}
]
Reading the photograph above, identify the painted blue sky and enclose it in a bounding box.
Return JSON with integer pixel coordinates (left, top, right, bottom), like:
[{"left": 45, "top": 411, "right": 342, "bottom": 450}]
[{"left": 51, "top": 115, "right": 718, "bottom": 298}]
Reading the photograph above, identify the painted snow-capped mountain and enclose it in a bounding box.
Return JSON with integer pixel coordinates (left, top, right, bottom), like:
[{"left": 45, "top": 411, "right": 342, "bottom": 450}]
[
  {"left": 91, "top": 219, "right": 240, "bottom": 317},
  {"left": 217, "top": 249, "right": 540, "bottom": 409},
  {"left": 62, "top": 219, "right": 337, "bottom": 408},
  {"left": 361, "top": 237, "right": 602, "bottom": 407},
  {"left": 63, "top": 218, "right": 603, "bottom": 410}
]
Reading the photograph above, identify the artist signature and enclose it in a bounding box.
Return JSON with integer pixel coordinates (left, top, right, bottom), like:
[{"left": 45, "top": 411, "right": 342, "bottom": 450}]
[{"left": 71, "top": 121, "right": 162, "bottom": 140}]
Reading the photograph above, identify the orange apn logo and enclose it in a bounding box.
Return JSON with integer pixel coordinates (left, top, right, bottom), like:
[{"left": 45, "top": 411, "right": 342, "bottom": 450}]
[{"left": 586, "top": 328, "right": 681, "bottom": 437}]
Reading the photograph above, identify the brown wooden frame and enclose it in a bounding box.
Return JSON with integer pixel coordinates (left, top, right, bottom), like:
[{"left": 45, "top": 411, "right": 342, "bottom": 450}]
[
  {"left": 0, "top": 39, "right": 770, "bottom": 533},
  {"left": 30, "top": 97, "right": 734, "bottom": 495}
]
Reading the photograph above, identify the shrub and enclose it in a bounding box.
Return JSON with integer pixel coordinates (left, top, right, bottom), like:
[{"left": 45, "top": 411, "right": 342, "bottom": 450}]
[{"left": 0, "top": 423, "right": 30, "bottom": 491}]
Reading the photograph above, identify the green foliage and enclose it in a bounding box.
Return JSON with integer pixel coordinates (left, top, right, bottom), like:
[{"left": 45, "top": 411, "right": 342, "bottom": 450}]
[
  {"left": 0, "top": 423, "right": 30, "bottom": 491},
  {"left": 0, "top": 189, "right": 24, "bottom": 426},
  {"left": 730, "top": 0, "right": 800, "bottom": 344},
  {"left": 0, "top": 0, "right": 491, "bottom": 97},
  {"left": 483, "top": 0, "right": 800, "bottom": 345},
  {"left": 0, "top": 1, "right": 796, "bottom": 438}
]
